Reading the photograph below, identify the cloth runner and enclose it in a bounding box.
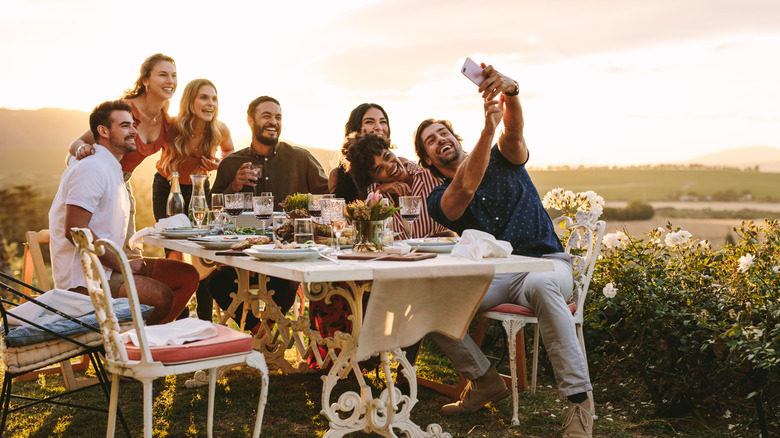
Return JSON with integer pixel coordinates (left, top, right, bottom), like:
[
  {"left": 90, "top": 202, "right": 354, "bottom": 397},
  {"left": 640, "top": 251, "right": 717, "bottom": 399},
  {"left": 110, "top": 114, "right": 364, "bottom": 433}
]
[
  {"left": 355, "top": 263, "right": 495, "bottom": 361},
  {"left": 7, "top": 288, "right": 102, "bottom": 326},
  {"left": 451, "top": 229, "right": 513, "bottom": 261},
  {"left": 128, "top": 213, "right": 191, "bottom": 250},
  {"left": 121, "top": 318, "right": 218, "bottom": 346}
]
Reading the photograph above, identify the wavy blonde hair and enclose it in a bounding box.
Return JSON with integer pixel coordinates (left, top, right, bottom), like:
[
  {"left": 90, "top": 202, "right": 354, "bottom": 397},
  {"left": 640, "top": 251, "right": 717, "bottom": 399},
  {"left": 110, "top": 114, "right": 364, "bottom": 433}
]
[{"left": 160, "top": 79, "right": 223, "bottom": 176}]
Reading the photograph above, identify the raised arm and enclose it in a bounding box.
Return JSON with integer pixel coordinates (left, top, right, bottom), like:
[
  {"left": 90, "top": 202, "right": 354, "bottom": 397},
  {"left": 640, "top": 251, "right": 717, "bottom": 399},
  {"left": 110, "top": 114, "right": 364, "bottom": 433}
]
[
  {"left": 439, "top": 99, "right": 503, "bottom": 221},
  {"left": 69, "top": 130, "right": 97, "bottom": 160},
  {"left": 478, "top": 64, "right": 528, "bottom": 165}
]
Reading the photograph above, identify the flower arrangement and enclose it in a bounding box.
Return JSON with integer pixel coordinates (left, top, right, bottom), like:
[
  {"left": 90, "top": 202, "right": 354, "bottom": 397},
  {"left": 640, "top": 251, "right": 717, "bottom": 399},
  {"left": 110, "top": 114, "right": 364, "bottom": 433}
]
[
  {"left": 345, "top": 191, "right": 400, "bottom": 252},
  {"left": 344, "top": 190, "right": 400, "bottom": 222},
  {"left": 542, "top": 188, "right": 604, "bottom": 220}
]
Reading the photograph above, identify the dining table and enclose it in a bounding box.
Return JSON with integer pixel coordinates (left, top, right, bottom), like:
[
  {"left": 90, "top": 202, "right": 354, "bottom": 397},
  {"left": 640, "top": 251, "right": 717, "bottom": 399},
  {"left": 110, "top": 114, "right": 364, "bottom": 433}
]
[{"left": 143, "top": 233, "right": 553, "bottom": 438}]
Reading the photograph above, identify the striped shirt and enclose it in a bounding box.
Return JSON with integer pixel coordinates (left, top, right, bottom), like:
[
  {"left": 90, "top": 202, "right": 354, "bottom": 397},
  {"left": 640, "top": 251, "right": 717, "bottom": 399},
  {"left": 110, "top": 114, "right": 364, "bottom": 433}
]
[{"left": 369, "top": 168, "right": 450, "bottom": 240}]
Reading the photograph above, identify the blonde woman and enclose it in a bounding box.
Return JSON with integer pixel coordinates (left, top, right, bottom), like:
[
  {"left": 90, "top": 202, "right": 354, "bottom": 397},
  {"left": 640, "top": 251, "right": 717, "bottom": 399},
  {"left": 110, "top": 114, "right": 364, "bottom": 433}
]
[
  {"left": 152, "top": 79, "right": 234, "bottom": 221},
  {"left": 68, "top": 53, "right": 177, "bottom": 256}
]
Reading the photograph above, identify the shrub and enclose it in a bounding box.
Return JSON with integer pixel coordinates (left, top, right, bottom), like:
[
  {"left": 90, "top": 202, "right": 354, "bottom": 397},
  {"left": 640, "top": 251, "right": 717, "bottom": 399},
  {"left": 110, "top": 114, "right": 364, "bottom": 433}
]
[{"left": 585, "top": 218, "right": 779, "bottom": 425}]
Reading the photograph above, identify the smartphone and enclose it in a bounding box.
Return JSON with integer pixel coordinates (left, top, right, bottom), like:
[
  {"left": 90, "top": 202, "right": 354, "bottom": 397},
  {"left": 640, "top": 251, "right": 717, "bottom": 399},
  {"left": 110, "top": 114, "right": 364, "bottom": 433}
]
[{"left": 461, "top": 57, "right": 485, "bottom": 86}]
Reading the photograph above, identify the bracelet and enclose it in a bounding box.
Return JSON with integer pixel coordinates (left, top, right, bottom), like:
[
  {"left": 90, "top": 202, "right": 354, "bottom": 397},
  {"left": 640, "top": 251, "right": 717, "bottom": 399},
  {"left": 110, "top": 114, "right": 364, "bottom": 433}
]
[{"left": 505, "top": 80, "right": 520, "bottom": 97}]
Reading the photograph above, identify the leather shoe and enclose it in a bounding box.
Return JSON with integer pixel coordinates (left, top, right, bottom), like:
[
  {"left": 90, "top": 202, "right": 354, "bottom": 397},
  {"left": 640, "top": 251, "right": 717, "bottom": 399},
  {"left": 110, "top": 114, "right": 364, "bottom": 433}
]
[
  {"left": 440, "top": 367, "right": 509, "bottom": 415},
  {"left": 562, "top": 397, "right": 594, "bottom": 437}
]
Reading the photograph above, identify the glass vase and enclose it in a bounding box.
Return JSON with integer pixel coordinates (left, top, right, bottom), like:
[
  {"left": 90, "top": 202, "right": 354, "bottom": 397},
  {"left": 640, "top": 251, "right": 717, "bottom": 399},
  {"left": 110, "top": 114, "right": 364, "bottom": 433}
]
[{"left": 352, "top": 220, "right": 384, "bottom": 252}]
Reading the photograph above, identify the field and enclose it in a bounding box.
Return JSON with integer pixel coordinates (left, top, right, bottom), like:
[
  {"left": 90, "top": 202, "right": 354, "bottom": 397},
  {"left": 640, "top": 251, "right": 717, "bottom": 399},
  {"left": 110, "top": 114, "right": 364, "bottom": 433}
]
[{"left": 528, "top": 167, "right": 780, "bottom": 202}]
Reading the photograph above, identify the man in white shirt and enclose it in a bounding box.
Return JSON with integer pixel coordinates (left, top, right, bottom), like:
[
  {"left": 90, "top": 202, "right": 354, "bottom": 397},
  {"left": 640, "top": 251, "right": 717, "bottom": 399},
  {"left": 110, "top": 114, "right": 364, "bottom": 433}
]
[{"left": 49, "top": 100, "right": 198, "bottom": 325}]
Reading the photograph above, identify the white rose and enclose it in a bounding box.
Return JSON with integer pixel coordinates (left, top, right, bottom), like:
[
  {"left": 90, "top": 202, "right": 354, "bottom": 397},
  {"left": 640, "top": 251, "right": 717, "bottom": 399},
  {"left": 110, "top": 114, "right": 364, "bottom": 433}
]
[{"left": 602, "top": 282, "right": 617, "bottom": 298}]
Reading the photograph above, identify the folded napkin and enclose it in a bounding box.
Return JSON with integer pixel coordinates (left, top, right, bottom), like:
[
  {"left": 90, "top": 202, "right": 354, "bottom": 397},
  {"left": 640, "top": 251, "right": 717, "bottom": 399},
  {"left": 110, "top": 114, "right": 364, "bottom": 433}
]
[
  {"left": 7, "top": 288, "right": 105, "bottom": 326},
  {"left": 451, "top": 229, "right": 513, "bottom": 261},
  {"left": 128, "top": 214, "right": 191, "bottom": 250},
  {"left": 121, "top": 318, "right": 218, "bottom": 346},
  {"left": 355, "top": 264, "right": 495, "bottom": 362}
]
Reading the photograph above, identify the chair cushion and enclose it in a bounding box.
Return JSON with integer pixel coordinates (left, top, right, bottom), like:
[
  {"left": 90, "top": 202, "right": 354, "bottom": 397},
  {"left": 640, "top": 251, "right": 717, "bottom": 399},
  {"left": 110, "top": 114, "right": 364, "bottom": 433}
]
[
  {"left": 1, "top": 321, "right": 136, "bottom": 375},
  {"left": 3, "top": 299, "right": 153, "bottom": 347},
  {"left": 487, "top": 301, "right": 577, "bottom": 317},
  {"left": 124, "top": 323, "right": 253, "bottom": 364}
]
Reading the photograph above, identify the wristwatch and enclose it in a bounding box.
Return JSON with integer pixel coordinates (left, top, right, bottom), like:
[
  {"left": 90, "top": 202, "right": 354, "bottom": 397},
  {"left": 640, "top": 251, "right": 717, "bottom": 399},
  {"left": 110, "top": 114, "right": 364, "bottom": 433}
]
[{"left": 505, "top": 80, "right": 519, "bottom": 96}]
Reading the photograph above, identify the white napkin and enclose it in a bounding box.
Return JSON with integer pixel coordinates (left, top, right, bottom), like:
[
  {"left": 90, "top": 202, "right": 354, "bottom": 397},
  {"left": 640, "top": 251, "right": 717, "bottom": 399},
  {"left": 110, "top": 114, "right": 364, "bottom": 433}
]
[
  {"left": 128, "top": 214, "right": 191, "bottom": 250},
  {"left": 121, "top": 318, "right": 218, "bottom": 346},
  {"left": 451, "top": 229, "right": 513, "bottom": 261},
  {"left": 7, "top": 288, "right": 106, "bottom": 326}
]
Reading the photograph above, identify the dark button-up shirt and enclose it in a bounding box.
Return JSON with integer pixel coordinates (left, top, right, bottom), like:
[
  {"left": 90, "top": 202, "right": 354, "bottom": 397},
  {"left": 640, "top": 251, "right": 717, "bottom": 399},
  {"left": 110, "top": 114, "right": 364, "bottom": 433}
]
[
  {"left": 427, "top": 145, "right": 563, "bottom": 257},
  {"left": 210, "top": 140, "right": 329, "bottom": 209}
]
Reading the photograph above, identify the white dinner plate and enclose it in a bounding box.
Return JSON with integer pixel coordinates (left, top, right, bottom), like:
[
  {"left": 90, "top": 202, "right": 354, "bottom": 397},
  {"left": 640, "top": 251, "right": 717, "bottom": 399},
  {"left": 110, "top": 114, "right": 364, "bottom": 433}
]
[
  {"left": 159, "top": 228, "right": 201, "bottom": 239},
  {"left": 404, "top": 237, "right": 459, "bottom": 253},
  {"left": 188, "top": 235, "right": 243, "bottom": 250},
  {"left": 243, "top": 244, "right": 325, "bottom": 261}
]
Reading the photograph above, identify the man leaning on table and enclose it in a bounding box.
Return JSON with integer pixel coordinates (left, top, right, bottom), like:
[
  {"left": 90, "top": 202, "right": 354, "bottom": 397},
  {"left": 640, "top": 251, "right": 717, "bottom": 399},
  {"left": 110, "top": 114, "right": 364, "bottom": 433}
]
[
  {"left": 205, "top": 95, "right": 329, "bottom": 330},
  {"left": 414, "top": 64, "right": 594, "bottom": 437},
  {"left": 48, "top": 100, "right": 199, "bottom": 325}
]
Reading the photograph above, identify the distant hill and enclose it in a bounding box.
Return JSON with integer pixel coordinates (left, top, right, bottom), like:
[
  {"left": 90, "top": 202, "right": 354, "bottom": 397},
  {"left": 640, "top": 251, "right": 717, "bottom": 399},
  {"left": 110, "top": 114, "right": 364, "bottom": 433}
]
[
  {"left": 0, "top": 107, "right": 339, "bottom": 196},
  {"left": 680, "top": 145, "right": 780, "bottom": 172}
]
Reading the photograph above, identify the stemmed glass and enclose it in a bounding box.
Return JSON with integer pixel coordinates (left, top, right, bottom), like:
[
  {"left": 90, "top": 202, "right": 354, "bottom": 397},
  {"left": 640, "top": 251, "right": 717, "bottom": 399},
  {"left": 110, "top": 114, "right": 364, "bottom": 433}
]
[
  {"left": 399, "top": 196, "right": 422, "bottom": 225},
  {"left": 308, "top": 194, "right": 334, "bottom": 223},
  {"left": 253, "top": 195, "right": 274, "bottom": 236},
  {"left": 191, "top": 195, "right": 208, "bottom": 236},
  {"left": 323, "top": 198, "right": 346, "bottom": 253},
  {"left": 224, "top": 193, "right": 244, "bottom": 228}
]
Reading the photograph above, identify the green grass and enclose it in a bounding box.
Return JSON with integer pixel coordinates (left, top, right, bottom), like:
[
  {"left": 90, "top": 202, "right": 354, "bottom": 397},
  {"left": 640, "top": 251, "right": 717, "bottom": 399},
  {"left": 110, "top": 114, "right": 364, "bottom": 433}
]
[{"left": 2, "top": 332, "right": 757, "bottom": 438}]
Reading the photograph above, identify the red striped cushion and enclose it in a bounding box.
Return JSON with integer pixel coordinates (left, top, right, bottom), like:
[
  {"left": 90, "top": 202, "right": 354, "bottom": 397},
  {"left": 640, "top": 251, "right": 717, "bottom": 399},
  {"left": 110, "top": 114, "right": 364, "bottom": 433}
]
[
  {"left": 487, "top": 301, "right": 577, "bottom": 317},
  {"left": 124, "top": 323, "right": 253, "bottom": 364}
]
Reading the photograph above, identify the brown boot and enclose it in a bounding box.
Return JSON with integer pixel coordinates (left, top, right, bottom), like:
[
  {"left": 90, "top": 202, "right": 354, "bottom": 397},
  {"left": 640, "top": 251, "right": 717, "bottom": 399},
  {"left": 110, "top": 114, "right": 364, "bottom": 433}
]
[
  {"left": 562, "top": 397, "right": 594, "bottom": 437},
  {"left": 440, "top": 367, "right": 509, "bottom": 415}
]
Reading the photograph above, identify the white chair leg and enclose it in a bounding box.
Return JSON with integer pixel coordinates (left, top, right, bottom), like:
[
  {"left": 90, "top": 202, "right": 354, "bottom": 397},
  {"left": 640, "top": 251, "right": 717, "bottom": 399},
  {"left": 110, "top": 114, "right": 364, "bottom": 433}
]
[
  {"left": 531, "top": 324, "right": 540, "bottom": 394},
  {"left": 106, "top": 374, "right": 120, "bottom": 438},
  {"left": 207, "top": 369, "right": 216, "bottom": 438},
  {"left": 501, "top": 319, "right": 523, "bottom": 426},
  {"left": 246, "top": 352, "right": 268, "bottom": 438},
  {"left": 143, "top": 380, "right": 153, "bottom": 438}
]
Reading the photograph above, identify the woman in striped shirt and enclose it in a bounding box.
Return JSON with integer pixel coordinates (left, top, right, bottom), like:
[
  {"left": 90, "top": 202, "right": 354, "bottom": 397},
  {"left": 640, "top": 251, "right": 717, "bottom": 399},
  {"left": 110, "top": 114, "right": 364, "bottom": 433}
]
[{"left": 345, "top": 132, "right": 457, "bottom": 240}]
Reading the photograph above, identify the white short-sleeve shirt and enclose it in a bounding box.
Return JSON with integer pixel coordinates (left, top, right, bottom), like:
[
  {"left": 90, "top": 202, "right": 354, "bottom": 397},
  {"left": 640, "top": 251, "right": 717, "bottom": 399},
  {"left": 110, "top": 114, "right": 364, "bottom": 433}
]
[{"left": 48, "top": 144, "right": 130, "bottom": 290}]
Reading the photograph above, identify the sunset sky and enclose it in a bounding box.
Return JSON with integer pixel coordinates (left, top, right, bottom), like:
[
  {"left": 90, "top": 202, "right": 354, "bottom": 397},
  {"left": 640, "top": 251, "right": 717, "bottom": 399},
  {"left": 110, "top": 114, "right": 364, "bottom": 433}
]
[{"left": 1, "top": 0, "right": 778, "bottom": 167}]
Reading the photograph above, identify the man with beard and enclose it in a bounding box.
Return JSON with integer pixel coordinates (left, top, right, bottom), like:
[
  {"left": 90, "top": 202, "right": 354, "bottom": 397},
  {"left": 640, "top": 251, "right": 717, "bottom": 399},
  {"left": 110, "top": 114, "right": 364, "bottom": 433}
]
[
  {"left": 210, "top": 95, "right": 328, "bottom": 198},
  {"left": 49, "top": 100, "right": 199, "bottom": 325},
  {"left": 414, "top": 64, "right": 594, "bottom": 438},
  {"left": 207, "top": 96, "right": 328, "bottom": 331}
]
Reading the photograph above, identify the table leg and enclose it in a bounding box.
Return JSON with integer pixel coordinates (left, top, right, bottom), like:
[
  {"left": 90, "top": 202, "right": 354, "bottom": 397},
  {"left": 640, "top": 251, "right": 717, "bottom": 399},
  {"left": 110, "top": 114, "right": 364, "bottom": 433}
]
[{"left": 308, "top": 281, "right": 452, "bottom": 438}]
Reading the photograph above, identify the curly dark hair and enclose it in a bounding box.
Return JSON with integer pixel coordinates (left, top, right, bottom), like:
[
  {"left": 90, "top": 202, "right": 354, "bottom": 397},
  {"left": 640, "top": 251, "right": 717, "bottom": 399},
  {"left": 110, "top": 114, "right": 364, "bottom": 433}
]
[{"left": 344, "top": 132, "right": 392, "bottom": 191}]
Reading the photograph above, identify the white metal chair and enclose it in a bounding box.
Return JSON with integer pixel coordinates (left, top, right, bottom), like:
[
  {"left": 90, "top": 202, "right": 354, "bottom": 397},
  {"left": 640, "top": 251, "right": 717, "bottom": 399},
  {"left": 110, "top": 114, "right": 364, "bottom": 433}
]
[
  {"left": 71, "top": 228, "right": 269, "bottom": 438},
  {"left": 480, "top": 213, "right": 606, "bottom": 426}
]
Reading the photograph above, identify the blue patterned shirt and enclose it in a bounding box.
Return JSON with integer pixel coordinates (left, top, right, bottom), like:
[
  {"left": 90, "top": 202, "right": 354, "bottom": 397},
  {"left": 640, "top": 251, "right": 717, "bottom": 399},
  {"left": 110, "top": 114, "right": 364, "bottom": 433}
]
[{"left": 427, "top": 145, "right": 563, "bottom": 257}]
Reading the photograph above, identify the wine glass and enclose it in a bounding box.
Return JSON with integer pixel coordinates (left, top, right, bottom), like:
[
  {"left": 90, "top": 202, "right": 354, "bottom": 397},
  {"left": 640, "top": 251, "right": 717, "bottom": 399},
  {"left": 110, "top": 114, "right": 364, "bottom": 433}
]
[
  {"left": 399, "top": 196, "right": 422, "bottom": 225},
  {"left": 323, "top": 198, "right": 346, "bottom": 253},
  {"left": 211, "top": 193, "right": 224, "bottom": 212},
  {"left": 253, "top": 195, "right": 274, "bottom": 236},
  {"left": 242, "top": 192, "right": 253, "bottom": 214},
  {"left": 308, "top": 194, "right": 334, "bottom": 223},
  {"left": 224, "top": 193, "right": 244, "bottom": 227},
  {"left": 191, "top": 195, "right": 208, "bottom": 236}
]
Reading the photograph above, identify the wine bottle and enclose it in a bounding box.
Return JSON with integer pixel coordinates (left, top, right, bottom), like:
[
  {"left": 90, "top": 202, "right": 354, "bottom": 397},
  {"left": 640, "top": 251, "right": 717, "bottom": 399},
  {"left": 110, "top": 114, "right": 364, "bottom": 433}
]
[{"left": 166, "top": 171, "right": 186, "bottom": 217}]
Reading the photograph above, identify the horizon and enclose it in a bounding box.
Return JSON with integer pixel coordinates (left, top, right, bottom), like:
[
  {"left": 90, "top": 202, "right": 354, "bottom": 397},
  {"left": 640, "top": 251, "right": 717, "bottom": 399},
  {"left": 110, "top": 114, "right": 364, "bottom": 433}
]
[{"left": 1, "top": 0, "right": 779, "bottom": 168}]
